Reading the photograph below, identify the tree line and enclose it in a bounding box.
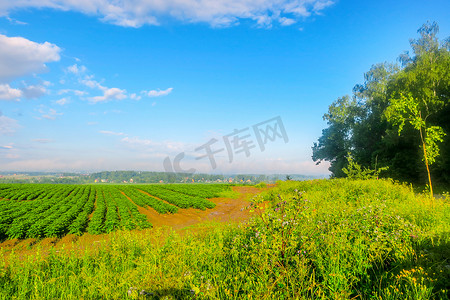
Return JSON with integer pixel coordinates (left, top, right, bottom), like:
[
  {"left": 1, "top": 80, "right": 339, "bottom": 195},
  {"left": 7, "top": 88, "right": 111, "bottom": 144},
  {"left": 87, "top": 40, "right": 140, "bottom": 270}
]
[{"left": 312, "top": 22, "right": 450, "bottom": 190}]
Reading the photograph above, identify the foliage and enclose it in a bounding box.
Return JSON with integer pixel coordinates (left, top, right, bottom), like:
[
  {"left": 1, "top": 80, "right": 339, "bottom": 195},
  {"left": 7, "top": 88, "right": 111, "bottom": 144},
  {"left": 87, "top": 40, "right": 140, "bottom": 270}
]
[
  {"left": 0, "top": 179, "right": 448, "bottom": 299},
  {"left": 254, "top": 182, "right": 267, "bottom": 189},
  {"left": 312, "top": 21, "right": 450, "bottom": 185},
  {"left": 386, "top": 92, "right": 446, "bottom": 196},
  {"left": 342, "top": 153, "right": 388, "bottom": 180}
]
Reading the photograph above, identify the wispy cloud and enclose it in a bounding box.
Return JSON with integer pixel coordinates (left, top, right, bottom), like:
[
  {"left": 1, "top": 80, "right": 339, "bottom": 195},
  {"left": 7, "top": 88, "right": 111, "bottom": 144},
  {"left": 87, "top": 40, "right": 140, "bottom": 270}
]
[
  {"left": 279, "top": 17, "right": 296, "bottom": 26},
  {"left": 64, "top": 62, "right": 171, "bottom": 104},
  {"left": 37, "top": 107, "right": 63, "bottom": 120},
  {"left": 6, "top": 16, "right": 27, "bottom": 25},
  {"left": 32, "top": 138, "right": 53, "bottom": 143},
  {"left": 121, "top": 136, "right": 189, "bottom": 153},
  {"left": 90, "top": 87, "right": 127, "bottom": 103},
  {"left": 20, "top": 84, "right": 47, "bottom": 99},
  {"left": 147, "top": 87, "right": 173, "bottom": 97},
  {"left": 0, "top": 0, "right": 335, "bottom": 28},
  {"left": 99, "top": 130, "right": 126, "bottom": 136},
  {"left": 80, "top": 75, "right": 105, "bottom": 90},
  {"left": 58, "top": 89, "right": 87, "bottom": 96},
  {"left": 55, "top": 97, "right": 69, "bottom": 105},
  {"left": 0, "top": 113, "right": 20, "bottom": 135},
  {"left": 67, "top": 64, "right": 87, "bottom": 74}
]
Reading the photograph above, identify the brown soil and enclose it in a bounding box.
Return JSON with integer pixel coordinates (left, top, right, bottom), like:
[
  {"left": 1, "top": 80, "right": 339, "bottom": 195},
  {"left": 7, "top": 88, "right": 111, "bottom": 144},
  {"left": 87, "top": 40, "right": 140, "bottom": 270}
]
[
  {"left": 0, "top": 186, "right": 272, "bottom": 260},
  {"left": 140, "top": 186, "right": 265, "bottom": 229}
]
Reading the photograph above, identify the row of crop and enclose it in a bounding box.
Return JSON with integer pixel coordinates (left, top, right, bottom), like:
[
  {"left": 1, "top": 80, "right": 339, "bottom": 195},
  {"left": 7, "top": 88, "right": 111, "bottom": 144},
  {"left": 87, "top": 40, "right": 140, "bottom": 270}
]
[
  {"left": 87, "top": 188, "right": 107, "bottom": 235},
  {"left": 85, "top": 187, "right": 152, "bottom": 234},
  {"left": 5, "top": 186, "right": 84, "bottom": 239},
  {"left": 0, "top": 184, "right": 53, "bottom": 201},
  {"left": 26, "top": 188, "right": 84, "bottom": 238},
  {"left": 135, "top": 185, "right": 215, "bottom": 210},
  {"left": 103, "top": 188, "right": 120, "bottom": 233},
  {"left": 0, "top": 185, "right": 77, "bottom": 239},
  {"left": 119, "top": 186, "right": 178, "bottom": 214},
  {"left": 68, "top": 188, "right": 96, "bottom": 235},
  {"left": 159, "top": 184, "right": 232, "bottom": 199},
  {"left": 104, "top": 187, "right": 152, "bottom": 231},
  {"left": 112, "top": 187, "right": 152, "bottom": 229},
  {"left": 0, "top": 184, "right": 76, "bottom": 203},
  {"left": 44, "top": 187, "right": 94, "bottom": 237}
]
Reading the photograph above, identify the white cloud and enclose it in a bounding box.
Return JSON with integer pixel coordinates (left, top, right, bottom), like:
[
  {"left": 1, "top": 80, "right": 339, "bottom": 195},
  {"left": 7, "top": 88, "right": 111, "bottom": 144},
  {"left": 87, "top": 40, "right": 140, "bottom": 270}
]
[
  {"left": 121, "top": 136, "right": 155, "bottom": 146},
  {"left": 0, "top": 144, "right": 13, "bottom": 150},
  {"left": 90, "top": 87, "right": 127, "bottom": 103},
  {"left": 74, "top": 89, "right": 87, "bottom": 96},
  {"left": 67, "top": 64, "right": 87, "bottom": 74},
  {"left": 6, "top": 16, "right": 27, "bottom": 25},
  {"left": 121, "top": 136, "right": 189, "bottom": 153},
  {"left": 0, "top": 83, "right": 22, "bottom": 100},
  {"left": 58, "top": 89, "right": 87, "bottom": 96},
  {"left": 0, "top": 1, "right": 335, "bottom": 28},
  {"left": 147, "top": 87, "right": 173, "bottom": 97},
  {"left": 279, "top": 17, "right": 296, "bottom": 26},
  {"left": 130, "top": 93, "right": 142, "bottom": 100},
  {"left": 0, "top": 114, "right": 19, "bottom": 135},
  {"left": 38, "top": 107, "right": 63, "bottom": 120},
  {"left": 55, "top": 97, "right": 69, "bottom": 105},
  {"left": 0, "top": 34, "right": 60, "bottom": 83},
  {"left": 99, "top": 130, "right": 126, "bottom": 136},
  {"left": 80, "top": 75, "right": 105, "bottom": 90},
  {"left": 313, "top": 0, "right": 334, "bottom": 12},
  {"left": 21, "top": 84, "right": 47, "bottom": 99}
]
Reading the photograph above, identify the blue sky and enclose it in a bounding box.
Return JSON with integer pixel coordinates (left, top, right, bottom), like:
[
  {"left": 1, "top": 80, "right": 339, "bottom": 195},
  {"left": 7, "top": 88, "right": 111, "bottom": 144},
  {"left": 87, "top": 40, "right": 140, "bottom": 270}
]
[{"left": 0, "top": 0, "right": 449, "bottom": 175}]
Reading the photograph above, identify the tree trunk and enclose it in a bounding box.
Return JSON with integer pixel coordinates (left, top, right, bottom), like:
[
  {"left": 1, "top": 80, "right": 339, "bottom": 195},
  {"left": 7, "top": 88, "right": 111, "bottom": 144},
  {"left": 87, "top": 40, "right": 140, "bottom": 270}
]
[{"left": 419, "top": 126, "right": 433, "bottom": 198}]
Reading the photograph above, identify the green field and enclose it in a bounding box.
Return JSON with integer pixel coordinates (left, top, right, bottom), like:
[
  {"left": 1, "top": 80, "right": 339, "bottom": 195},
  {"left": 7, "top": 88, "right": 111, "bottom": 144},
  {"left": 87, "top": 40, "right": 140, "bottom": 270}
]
[
  {"left": 0, "top": 179, "right": 448, "bottom": 299},
  {"left": 0, "top": 184, "right": 232, "bottom": 240}
]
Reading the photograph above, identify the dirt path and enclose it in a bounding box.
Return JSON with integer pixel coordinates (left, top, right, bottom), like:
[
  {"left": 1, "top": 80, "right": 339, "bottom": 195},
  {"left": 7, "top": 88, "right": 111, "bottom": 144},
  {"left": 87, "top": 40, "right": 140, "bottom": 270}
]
[{"left": 0, "top": 186, "right": 270, "bottom": 256}]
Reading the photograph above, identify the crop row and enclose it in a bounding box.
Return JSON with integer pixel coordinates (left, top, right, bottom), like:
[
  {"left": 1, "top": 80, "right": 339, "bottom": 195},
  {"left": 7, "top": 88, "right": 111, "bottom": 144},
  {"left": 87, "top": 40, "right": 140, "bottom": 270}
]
[
  {"left": 118, "top": 186, "right": 178, "bottom": 214},
  {"left": 107, "top": 187, "right": 152, "bottom": 230},
  {"left": 136, "top": 185, "right": 216, "bottom": 210},
  {"left": 0, "top": 185, "right": 77, "bottom": 239},
  {"left": 159, "top": 184, "right": 232, "bottom": 199},
  {"left": 0, "top": 184, "right": 69, "bottom": 201},
  {"left": 0, "top": 183, "right": 226, "bottom": 240},
  {"left": 86, "top": 186, "right": 153, "bottom": 234}
]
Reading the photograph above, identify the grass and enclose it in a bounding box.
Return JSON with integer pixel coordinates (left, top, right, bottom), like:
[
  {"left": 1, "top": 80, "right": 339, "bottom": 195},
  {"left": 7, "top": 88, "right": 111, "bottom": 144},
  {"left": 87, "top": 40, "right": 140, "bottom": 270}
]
[
  {"left": 0, "top": 179, "right": 449, "bottom": 299},
  {"left": 216, "top": 189, "right": 241, "bottom": 199}
]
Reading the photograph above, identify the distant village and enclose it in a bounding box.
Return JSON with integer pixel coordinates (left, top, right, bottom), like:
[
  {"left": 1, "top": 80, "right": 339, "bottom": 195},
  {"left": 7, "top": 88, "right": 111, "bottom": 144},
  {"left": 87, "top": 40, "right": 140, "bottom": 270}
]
[
  {"left": 93, "top": 177, "right": 254, "bottom": 184},
  {"left": 0, "top": 171, "right": 325, "bottom": 184}
]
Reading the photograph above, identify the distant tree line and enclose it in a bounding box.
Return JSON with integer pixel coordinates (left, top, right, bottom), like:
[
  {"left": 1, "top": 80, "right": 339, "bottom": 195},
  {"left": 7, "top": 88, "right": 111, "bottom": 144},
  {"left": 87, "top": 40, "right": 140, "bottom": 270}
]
[
  {"left": 313, "top": 22, "right": 450, "bottom": 186},
  {"left": 88, "top": 171, "right": 318, "bottom": 184},
  {"left": 0, "top": 171, "right": 322, "bottom": 184}
]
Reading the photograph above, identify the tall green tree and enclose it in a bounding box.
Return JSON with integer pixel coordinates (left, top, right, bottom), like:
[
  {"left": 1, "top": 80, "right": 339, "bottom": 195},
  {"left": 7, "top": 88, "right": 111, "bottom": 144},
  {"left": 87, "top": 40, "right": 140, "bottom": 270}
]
[
  {"left": 386, "top": 93, "right": 446, "bottom": 196},
  {"left": 385, "top": 21, "right": 449, "bottom": 194},
  {"left": 312, "top": 63, "right": 396, "bottom": 177},
  {"left": 312, "top": 95, "right": 357, "bottom": 177},
  {"left": 313, "top": 21, "right": 449, "bottom": 185}
]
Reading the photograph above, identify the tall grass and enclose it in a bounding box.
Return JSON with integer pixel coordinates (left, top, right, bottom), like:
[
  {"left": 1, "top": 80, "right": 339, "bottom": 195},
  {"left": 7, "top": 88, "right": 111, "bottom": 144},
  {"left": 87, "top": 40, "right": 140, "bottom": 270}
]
[{"left": 0, "top": 179, "right": 448, "bottom": 299}]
